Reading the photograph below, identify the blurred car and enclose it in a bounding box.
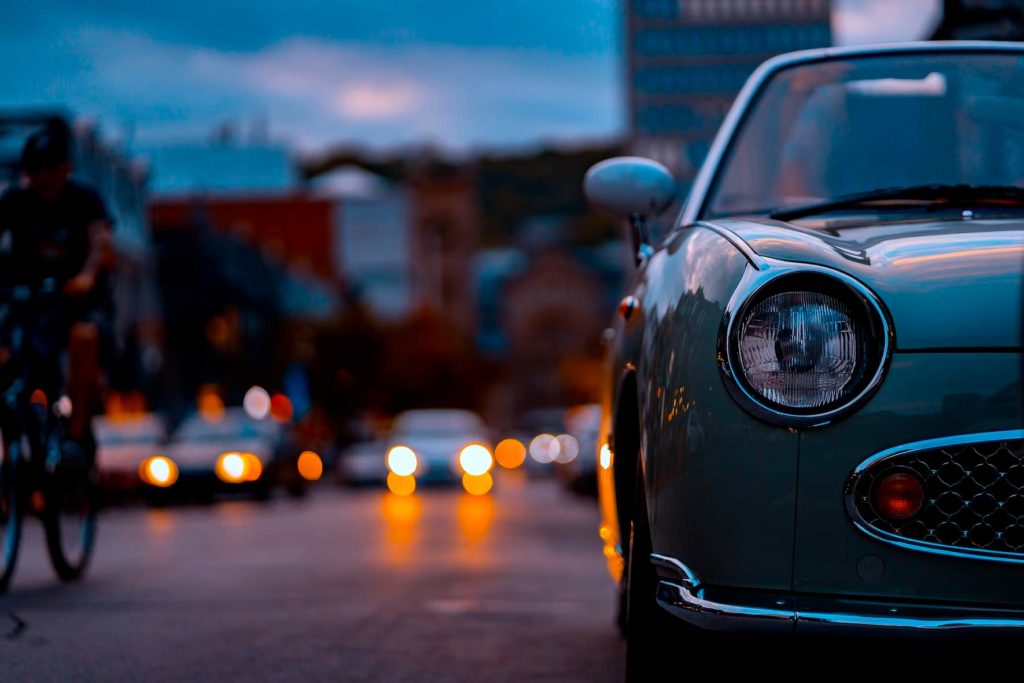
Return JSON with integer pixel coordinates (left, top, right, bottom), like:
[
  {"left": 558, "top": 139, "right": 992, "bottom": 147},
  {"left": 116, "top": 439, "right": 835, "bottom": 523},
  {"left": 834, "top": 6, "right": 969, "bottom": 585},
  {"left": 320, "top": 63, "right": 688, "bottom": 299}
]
[
  {"left": 515, "top": 408, "right": 569, "bottom": 476},
  {"left": 95, "top": 414, "right": 168, "bottom": 494},
  {"left": 386, "top": 409, "right": 492, "bottom": 485},
  {"left": 141, "top": 408, "right": 285, "bottom": 501},
  {"left": 585, "top": 42, "right": 1024, "bottom": 672},
  {"left": 558, "top": 404, "right": 600, "bottom": 497}
]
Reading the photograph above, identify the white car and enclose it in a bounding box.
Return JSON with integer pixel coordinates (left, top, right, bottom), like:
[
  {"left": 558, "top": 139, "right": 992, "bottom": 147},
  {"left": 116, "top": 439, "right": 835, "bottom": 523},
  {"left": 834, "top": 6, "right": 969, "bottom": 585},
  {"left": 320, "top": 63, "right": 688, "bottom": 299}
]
[
  {"left": 386, "top": 409, "right": 491, "bottom": 484},
  {"left": 145, "top": 408, "right": 283, "bottom": 499},
  {"left": 95, "top": 414, "right": 167, "bottom": 492}
]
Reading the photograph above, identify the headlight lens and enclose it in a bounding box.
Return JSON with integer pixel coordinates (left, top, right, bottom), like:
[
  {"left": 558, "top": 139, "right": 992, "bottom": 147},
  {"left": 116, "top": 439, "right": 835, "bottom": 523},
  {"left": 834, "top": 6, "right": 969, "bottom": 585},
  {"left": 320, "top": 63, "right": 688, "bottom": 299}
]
[{"left": 736, "top": 290, "right": 865, "bottom": 410}]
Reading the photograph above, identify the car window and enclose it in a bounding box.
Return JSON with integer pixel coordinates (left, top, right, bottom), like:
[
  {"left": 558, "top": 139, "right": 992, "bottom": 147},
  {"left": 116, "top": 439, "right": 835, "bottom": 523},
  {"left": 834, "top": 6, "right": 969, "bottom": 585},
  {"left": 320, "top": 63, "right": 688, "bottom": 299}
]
[
  {"left": 393, "top": 410, "right": 483, "bottom": 435},
  {"left": 704, "top": 52, "right": 1024, "bottom": 218},
  {"left": 177, "top": 415, "right": 262, "bottom": 440}
]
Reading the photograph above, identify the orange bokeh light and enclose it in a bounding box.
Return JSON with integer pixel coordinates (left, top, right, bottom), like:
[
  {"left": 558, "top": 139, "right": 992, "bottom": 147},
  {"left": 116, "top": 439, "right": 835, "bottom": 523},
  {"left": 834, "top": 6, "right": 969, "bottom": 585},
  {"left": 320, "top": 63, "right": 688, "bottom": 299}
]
[
  {"left": 198, "top": 385, "right": 225, "bottom": 423},
  {"left": 387, "top": 472, "right": 416, "bottom": 496},
  {"left": 494, "top": 438, "right": 526, "bottom": 469},
  {"left": 461, "top": 472, "right": 493, "bottom": 496},
  {"left": 297, "top": 450, "right": 323, "bottom": 481},
  {"left": 243, "top": 453, "right": 263, "bottom": 482}
]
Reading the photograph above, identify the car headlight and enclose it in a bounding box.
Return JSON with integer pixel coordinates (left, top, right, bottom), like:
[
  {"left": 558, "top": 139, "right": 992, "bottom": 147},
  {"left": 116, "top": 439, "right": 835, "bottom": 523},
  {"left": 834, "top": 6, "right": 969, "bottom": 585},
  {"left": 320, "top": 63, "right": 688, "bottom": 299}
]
[
  {"left": 216, "top": 452, "right": 249, "bottom": 483},
  {"left": 458, "top": 444, "right": 493, "bottom": 476},
  {"left": 140, "top": 455, "right": 179, "bottom": 487},
  {"left": 724, "top": 270, "right": 891, "bottom": 426},
  {"left": 387, "top": 446, "right": 418, "bottom": 477}
]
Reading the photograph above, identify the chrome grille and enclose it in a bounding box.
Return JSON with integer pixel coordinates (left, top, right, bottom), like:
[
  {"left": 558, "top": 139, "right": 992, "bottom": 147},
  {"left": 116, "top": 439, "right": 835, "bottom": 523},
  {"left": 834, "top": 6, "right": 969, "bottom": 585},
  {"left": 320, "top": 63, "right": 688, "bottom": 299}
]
[{"left": 850, "top": 438, "right": 1024, "bottom": 555}]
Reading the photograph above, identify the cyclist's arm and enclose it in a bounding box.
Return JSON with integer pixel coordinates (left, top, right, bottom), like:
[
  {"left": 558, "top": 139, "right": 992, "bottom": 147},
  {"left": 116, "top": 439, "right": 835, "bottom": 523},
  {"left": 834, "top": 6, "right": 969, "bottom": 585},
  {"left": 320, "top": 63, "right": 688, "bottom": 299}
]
[{"left": 64, "top": 189, "right": 114, "bottom": 297}]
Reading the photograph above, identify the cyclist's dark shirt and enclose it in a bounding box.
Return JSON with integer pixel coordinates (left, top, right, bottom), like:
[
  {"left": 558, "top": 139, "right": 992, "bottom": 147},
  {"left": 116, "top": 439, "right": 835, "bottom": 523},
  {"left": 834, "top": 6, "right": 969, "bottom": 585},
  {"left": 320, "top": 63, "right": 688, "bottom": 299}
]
[{"left": 0, "top": 180, "right": 112, "bottom": 308}]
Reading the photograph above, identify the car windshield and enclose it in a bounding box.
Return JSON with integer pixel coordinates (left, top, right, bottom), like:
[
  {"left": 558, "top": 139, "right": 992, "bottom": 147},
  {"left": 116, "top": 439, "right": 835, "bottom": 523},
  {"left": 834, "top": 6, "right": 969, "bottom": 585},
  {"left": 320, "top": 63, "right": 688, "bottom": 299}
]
[
  {"left": 177, "top": 412, "right": 263, "bottom": 440},
  {"left": 703, "top": 51, "right": 1024, "bottom": 219},
  {"left": 393, "top": 410, "right": 483, "bottom": 437}
]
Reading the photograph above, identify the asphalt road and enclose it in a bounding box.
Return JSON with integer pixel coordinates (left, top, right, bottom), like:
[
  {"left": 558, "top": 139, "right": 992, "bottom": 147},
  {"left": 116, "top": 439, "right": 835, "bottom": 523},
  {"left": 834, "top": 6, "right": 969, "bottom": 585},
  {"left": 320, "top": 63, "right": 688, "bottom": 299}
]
[{"left": 0, "top": 473, "right": 624, "bottom": 682}]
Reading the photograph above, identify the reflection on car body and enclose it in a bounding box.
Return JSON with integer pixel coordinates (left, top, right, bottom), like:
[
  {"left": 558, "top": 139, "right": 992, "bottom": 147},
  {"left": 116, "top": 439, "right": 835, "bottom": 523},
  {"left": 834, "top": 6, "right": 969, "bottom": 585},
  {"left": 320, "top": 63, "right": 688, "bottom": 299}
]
[{"left": 585, "top": 41, "right": 1024, "bottom": 672}]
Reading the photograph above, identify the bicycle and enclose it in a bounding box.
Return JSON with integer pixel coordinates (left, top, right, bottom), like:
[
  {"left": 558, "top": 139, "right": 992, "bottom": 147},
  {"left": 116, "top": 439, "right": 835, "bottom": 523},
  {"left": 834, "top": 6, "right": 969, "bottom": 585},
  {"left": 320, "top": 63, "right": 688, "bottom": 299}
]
[{"left": 0, "top": 280, "right": 99, "bottom": 592}]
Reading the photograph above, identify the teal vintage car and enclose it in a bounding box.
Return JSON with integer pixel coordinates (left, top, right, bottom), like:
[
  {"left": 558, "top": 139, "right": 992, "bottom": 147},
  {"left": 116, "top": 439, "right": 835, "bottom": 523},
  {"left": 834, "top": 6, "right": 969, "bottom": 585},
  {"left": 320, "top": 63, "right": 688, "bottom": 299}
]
[{"left": 585, "top": 42, "right": 1024, "bottom": 676}]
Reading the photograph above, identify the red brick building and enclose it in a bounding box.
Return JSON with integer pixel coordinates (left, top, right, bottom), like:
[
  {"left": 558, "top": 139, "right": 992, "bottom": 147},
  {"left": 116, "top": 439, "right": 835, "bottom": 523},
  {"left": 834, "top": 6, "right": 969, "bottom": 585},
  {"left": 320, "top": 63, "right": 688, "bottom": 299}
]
[{"left": 150, "top": 194, "right": 339, "bottom": 281}]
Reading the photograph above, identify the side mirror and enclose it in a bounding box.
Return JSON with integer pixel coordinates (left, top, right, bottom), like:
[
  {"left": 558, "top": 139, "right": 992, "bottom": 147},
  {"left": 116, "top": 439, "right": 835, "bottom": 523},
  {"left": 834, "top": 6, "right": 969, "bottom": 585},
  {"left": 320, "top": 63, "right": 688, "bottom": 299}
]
[{"left": 583, "top": 157, "right": 676, "bottom": 263}]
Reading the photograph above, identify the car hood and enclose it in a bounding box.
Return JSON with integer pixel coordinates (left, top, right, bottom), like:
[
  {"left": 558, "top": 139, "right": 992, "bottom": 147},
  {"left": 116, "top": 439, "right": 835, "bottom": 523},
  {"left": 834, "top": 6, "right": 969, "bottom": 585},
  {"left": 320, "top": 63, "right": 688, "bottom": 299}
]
[{"left": 709, "top": 216, "right": 1024, "bottom": 350}]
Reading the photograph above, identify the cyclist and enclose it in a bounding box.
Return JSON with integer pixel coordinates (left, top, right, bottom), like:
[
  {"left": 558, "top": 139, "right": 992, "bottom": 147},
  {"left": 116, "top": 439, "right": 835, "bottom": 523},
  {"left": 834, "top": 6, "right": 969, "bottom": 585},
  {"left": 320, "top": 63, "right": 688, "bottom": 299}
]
[{"left": 0, "top": 120, "right": 116, "bottom": 462}]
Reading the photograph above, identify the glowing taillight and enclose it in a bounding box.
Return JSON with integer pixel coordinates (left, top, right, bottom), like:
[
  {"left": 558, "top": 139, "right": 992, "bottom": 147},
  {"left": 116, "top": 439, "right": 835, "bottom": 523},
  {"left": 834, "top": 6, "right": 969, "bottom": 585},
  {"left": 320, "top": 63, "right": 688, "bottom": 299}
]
[{"left": 873, "top": 471, "right": 924, "bottom": 521}]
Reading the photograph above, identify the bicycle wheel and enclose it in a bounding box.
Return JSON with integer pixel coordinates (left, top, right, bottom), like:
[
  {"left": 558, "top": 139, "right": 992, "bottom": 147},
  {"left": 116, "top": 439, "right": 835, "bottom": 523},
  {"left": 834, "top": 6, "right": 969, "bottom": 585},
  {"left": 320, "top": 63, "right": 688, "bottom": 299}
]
[
  {"left": 0, "top": 433, "right": 22, "bottom": 592},
  {"left": 43, "top": 451, "right": 98, "bottom": 582}
]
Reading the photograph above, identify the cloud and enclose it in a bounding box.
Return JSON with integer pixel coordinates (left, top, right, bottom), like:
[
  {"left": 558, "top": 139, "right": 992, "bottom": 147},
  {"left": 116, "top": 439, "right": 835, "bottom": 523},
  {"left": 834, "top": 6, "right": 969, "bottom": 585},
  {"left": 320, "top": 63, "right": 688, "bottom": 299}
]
[
  {"left": 333, "top": 85, "right": 421, "bottom": 120},
  {"left": 0, "top": 0, "right": 946, "bottom": 152},
  {"left": 0, "top": 28, "right": 622, "bottom": 152}
]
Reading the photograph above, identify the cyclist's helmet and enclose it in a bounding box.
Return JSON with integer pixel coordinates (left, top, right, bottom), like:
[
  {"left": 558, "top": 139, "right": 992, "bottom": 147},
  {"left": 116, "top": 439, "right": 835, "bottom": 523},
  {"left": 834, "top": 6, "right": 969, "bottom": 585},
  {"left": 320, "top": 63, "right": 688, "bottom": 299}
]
[{"left": 21, "top": 121, "right": 71, "bottom": 173}]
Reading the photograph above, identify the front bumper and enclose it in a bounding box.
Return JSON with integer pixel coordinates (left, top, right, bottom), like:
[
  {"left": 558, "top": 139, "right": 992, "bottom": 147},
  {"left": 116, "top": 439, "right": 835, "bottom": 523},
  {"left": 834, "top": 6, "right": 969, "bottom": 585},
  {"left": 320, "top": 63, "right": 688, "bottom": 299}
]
[{"left": 653, "top": 554, "right": 1024, "bottom": 635}]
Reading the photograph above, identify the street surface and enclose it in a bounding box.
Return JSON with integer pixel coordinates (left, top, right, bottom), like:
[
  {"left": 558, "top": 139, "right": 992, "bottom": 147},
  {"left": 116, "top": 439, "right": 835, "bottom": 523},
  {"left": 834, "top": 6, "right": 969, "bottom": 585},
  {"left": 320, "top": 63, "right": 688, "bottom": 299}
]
[{"left": 0, "top": 473, "right": 623, "bottom": 682}]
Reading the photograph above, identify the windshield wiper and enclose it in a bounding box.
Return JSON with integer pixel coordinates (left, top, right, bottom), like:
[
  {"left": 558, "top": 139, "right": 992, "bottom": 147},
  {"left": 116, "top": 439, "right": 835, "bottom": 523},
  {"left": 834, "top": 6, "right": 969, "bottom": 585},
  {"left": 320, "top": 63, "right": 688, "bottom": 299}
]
[{"left": 770, "top": 184, "right": 1024, "bottom": 221}]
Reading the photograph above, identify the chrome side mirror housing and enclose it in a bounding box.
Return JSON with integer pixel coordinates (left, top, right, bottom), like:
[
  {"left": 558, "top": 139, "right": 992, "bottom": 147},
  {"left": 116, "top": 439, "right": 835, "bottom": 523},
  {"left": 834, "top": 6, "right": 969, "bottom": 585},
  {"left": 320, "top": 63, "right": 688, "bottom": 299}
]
[{"left": 584, "top": 157, "right": 676, "bottom": 263}]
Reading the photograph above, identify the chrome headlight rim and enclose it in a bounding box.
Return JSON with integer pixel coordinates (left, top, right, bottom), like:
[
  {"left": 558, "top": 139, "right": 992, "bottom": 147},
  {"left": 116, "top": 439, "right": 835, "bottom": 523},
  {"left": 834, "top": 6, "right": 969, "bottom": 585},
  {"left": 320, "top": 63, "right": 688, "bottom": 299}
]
[{"left": 719, "top": 265, "right": 894, "bottom": 428}]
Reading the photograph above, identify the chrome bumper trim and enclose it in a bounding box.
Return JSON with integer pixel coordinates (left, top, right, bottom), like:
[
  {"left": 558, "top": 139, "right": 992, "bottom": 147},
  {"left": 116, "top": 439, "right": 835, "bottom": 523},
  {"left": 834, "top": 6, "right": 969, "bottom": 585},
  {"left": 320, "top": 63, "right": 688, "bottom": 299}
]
[{"left": 652, "top": 554, "right": 1024, "bottom": 635}]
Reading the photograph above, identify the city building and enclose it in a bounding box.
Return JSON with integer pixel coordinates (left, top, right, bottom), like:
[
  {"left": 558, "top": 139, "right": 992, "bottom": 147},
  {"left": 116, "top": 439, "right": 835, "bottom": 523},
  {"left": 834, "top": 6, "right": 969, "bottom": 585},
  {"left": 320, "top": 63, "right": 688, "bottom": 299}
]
[
  {"left": 475, "top": 214, "right": 628, "bottom": 417},
  {"left": 150, "top": 194, "right": 338, "bottom": 285},
  {"left": 931, "top": 0, "right": 1024, "bottom": 39},
  {"left": 310, "top": 166, "right": 414, "bottom": 320},
  {"left": 146, "top": 141, "right": 297, "bottom": 196},
  {"left": 151, "top": 143, "right": 424, "bottom": 325},
  {"left": 626, "top": 0, "right": 832, "bottom": 186},
  {"left": 409, "top": 165, "right": 480, "bottom": 341}
]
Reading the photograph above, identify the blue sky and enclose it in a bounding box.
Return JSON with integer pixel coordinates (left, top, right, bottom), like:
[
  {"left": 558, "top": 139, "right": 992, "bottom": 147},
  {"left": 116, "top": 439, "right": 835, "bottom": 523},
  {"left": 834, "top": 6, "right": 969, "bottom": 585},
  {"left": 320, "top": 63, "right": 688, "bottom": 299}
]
[{"left": 0, "top": 0, "right": 939, "bottom": 153}]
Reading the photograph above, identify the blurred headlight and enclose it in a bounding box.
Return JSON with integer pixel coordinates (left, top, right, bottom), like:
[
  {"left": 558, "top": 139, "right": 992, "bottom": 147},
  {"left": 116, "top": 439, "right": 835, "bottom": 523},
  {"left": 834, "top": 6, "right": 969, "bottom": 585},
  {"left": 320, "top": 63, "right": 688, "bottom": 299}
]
[
  {"left": 140, "top": 455, "right": 178, "bottom": 487},
  {"left": 554, "top": 435, "right": 579, "bottom": 463},
  {"left": 458, "top": 444, "right": 493, "bottom": 476},
  {"left": 216, "top": 452, "right": 248, "bottom": 483},
  {"left": 727, "top": 273, "right": 889, "bottom": 423},
  {"left": 529, "top": 434, "right": 559, "bottom": 464},
  {"left": 387, "top": 446, "right": 418, "bottom": 477},
  {"left": 242, "top": 453, "right": 263, "bottom": 482}
]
